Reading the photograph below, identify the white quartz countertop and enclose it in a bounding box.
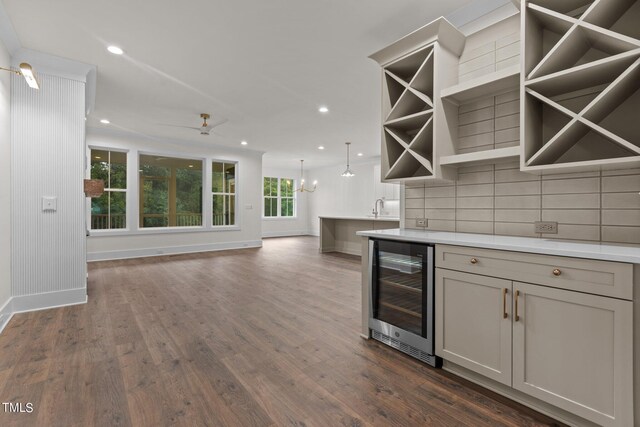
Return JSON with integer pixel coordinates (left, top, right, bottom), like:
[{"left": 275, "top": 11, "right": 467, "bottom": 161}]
[
  {"left": 319, "top": 216, "right": 400, "bottom": 222},
  {"left": 356, "top": 228, "right": 640, "bottom": 264}
]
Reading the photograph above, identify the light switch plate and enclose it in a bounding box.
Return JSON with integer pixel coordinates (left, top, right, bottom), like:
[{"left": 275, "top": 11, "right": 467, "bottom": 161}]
[
  {"left": 42, "top": 196, "right": 57, "bottom": 212},
  {"left": 416, "top": 218, "right": 427, "bottom": 227},
  {"left": 245, "top": 204, "right": 253, "bottom": 210}
]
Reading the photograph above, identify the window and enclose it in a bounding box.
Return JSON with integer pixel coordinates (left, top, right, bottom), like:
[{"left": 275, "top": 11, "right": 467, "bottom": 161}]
[
  {"left": 90, "top": 149, "right": 127, "bottom": 230},
  {"left": 263, "top": 177, "right": 296, "bottom": 218},
  {"left": 212, "top": 162, "right": 236, "bottom": 226},
  {"left": 139, "top": 155, "right": 203, "bottom": 228}
]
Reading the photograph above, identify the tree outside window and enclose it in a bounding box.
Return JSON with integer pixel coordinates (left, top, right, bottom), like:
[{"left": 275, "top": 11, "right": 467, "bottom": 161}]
[{"left": 90, "top": 149, "right": 127, "bottom": 230}]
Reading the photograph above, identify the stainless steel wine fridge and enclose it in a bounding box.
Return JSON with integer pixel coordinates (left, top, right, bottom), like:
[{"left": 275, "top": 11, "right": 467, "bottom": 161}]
[{"left": 368, "top": 239, "right": 440, "bottom": 367}]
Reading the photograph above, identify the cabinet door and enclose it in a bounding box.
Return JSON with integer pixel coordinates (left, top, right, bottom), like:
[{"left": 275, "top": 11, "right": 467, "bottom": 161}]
[
  {"left": 436, "top": 269, "right": 512, "bottom": 385},
  {"left": 512, "top": 282, "right": 633, "bottom": 427}
]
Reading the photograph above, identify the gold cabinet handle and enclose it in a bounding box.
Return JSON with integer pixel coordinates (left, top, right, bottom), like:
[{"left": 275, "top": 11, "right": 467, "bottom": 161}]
[
  {"left": 515, "top": 290, "right": 520, "bottom": 322},
  {"left": 470, "top": 258, "right": 478, "bottom": 264},
  {"left": 553, "top": 268, "right": 561, "bottom": 276},
  {"left": 502, "top": 288, "right": 508, "bottom": 319}
]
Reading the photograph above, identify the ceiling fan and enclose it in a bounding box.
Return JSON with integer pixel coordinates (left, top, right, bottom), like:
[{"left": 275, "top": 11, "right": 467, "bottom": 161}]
[{"left": 165, "top": 113, "right": 228, "bottom": 135}]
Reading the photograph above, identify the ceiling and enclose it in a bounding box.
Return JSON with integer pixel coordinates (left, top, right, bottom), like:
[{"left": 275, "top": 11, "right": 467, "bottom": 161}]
[{"left": 4, "top": 0, "right": 475, "bottom": 169}]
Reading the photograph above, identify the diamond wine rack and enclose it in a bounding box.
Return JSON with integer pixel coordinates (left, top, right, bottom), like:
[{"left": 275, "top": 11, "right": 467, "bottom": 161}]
[
  {"left": 370, "top": 18, "right": 463, "bottom": 183},
  {"left": 383, "top": 45, "right": 435, "bottom": 180},
  {"left": 522, "top": 0, "right": 640, "bottom": 171}
]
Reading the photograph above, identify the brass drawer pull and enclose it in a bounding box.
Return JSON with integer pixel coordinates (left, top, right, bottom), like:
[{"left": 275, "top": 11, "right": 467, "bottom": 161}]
[
  {"left": 553, "top": 268, "right": 561, "bottom": 276},
  {"left": 515, "top": 290, "right": 520, "bottom": 322},
  {"left": 470, "top": 258, "right": 478, "bottom": 264},
  {"left": 502, "top": 288, "right": 508, "bottom": 319}
]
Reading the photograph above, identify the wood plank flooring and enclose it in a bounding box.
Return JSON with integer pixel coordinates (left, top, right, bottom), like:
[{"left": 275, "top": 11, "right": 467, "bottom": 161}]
[{"left": 0, "top": 236, "right": 563, "bottom": 426}]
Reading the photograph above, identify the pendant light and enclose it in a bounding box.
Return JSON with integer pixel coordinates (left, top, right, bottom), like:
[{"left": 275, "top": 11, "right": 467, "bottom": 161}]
[
  {"left": 341, "top": 142, "right": 355, "bottom": 177},
  {"left": 295, "top": 160, "right": 317, "bottom": 193}
]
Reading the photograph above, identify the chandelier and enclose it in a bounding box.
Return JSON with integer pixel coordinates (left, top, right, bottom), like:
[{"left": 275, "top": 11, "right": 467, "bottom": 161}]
[{"left": 295, "top": 160, "right": 317, "bottom": 193}]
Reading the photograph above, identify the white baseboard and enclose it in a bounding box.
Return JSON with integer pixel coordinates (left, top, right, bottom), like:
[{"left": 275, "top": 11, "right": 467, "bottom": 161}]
[
  {"left": 0, "top": 288, "right": 88, "bottom": 334},
  {"left": 262, "top": 230, "right": 310, "bottom": 238},
  {"left": 12, "top": 288, "right": 87, "bottom": 314},
  {"left": 308, "top": 230, "right": 320, "bottom": 237},
  {"left": 0, "top": 297, "right": 13, "bottom": 334},
  {"left": 87, "top": 240, "right": 263, "bottom": 262}
]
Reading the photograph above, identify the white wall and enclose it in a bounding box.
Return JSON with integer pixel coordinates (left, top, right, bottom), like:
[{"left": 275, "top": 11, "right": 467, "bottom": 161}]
[
  {"left": 0, "top": 37, "right": 11, "bottom": 319},
  {"left": 262, "top": 166, "right": 309, "bottom": 237},
  {"left": 11, "top": 72, "right": 87, "bottom": 310},
  {"left": 86, "top": 129, "right": 264, "bottom": 260},
  {"left": 306, "top": 160, "right": 400, "bottom": 235}
]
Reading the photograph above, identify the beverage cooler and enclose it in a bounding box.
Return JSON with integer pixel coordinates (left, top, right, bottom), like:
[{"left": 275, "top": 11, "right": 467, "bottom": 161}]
[{"left": 368, "top": 239, "right": 440, "bottom": 367}]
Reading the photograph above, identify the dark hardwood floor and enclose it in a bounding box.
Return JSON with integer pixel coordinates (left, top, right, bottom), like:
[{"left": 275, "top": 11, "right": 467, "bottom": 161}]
[{"left": 0, "top": 236, "right": 563, "bottom": 426}]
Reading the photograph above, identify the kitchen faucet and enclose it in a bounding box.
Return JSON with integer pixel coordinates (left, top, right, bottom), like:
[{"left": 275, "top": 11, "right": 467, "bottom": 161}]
[{"left": 372, "top": 198, "right": 385, "bottom": 219}]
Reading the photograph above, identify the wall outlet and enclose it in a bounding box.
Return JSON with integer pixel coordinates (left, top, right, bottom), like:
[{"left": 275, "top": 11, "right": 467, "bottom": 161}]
[
  {"left": 416, "top": 218, "right": 428, "bottom": 227},
  {"left": 535, "top": 221, "right": 558, "bottom": 234},
  {"left": 42, "top": 196, "right": 57, "bottom": 212}
]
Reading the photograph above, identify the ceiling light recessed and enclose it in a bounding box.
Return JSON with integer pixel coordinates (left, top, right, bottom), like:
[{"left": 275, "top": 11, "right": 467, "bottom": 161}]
[
  {"left": 318, "top": 106, "right": 329, "bottom": 113},
  {"left": 107, "top": 45, "right": 124, "bottom": 55},
  {"left": 318, "top": 146, "right": 324, "bottom": 150},
  {"left": 357, "top": 153, "right": 363, "bottom": 157},
  {"left": 241, "top": 141, "right": 248, "bottom": 145},
  {"left": 100, "top": 119, "right": 110, "bottom": 124}
]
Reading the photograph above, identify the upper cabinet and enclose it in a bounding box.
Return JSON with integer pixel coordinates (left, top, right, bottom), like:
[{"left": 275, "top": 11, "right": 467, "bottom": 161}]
[
  {"left": 521, "top": 0, "right": 640, "bottom": 172},
  {"left": 371, "top": 1, "right": 640, "bottom": 182},
  {"left": 370, "top": 18, "right": 464, "bottom": 182}
]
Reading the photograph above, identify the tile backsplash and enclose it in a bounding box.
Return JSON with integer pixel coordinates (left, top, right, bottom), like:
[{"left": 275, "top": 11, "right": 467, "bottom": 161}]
[{"left": 404, "top": 164, "right": 640, "bottom": 244}]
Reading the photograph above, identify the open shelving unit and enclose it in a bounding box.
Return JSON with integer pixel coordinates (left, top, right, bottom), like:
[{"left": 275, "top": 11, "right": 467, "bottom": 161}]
[
  {"left": 382, "top": 45, "right": 436, "bottom": 181},
  {"left": 438, "top": 62, "right": 522, "bottom": 169},
  {"left": 521, "top": 0, "right": 640, "bottom": 172},
  {"left": 370, "top": 17, "right": 464, "bottom": 183}
]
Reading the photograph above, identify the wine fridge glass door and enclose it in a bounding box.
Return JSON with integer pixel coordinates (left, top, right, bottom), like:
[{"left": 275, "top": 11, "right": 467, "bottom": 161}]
[{"left": 372, "top": 240, "right": 427, "bottom": 337}]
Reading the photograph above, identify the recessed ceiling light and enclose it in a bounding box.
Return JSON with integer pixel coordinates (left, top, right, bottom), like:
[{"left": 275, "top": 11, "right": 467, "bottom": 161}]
[
  {"left": 318, "top": 146, "right": 324, "bottom": 150},
  {"left": 100, "top": 119, "right": 110, "bottom": 124},
  {"left": 241, "top": 141, "right": 248, "bottom": 145},
  {"left": 357, "top": 152, "right": 363, "bottom": 157},
  {"left": 318, "top": 106, "right": 329, "bottom": 113},
  {"left": 107, "top": 46, "right": 124, "bottom": 55}
]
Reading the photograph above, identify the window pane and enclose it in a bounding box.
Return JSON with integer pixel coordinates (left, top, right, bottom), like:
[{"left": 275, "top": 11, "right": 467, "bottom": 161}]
[
  {"left": 91, "top": 192, "right": 109, "bottom": 229},
  {"left": 212, "top": 162, "right": 224, "bottom": 192},
  {"left": 270, "top": 178, "right": 278, "bottom": 197},
  {"left": 109, "top": 192, "right": 127, "bottom": 229},
  {"left": 271, "top": 198, "right": 278, "bottom": 217},
  {"left": 90, "top": 150, "right": 109, "bottom": 183},
  {"left": 109, "top": 151, "right": 127, "bottom": 189},
  {"left": 227, "top": 195, "right": 235, "bottom": 225},
  {"left": 263, "top": 178, "right": 271, "bottom": 197},
  {"left": 140, "top": 155, "right": 203, "bottom": 228},
  {"left": 176, "top": 167, "right": 203, "bottom": 226},
  {"left": 141, "top": 178, "right": 168, "bottom": 227},
  {"left": 225, "top": 164, "right": 235, "bottom": 194},
  {"left": 281, "top": 198, "right": 294, "bottom": 217},
  {"left": 140, "top": 155, "right": 170, "bottom": 177},
  {"left": 213, "top": 194, "right": 225, "bottom": 225},
  {"left": 280, "top": 178, "right": 293, "bottom": 197}
]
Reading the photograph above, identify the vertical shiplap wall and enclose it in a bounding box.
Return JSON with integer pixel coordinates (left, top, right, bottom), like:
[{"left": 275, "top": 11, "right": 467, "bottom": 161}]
[
  {"left": 0, "top": 38, "right": 10, "bottom": 311},
  {"left": 11, "top": 73, "right": 86, "bottom": 297}
]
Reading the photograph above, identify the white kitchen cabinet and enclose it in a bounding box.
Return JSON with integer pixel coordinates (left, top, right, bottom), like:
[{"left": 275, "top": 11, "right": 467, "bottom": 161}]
[
  {"left": 512, "top": 281, "right": 634, "bottom": 427},
  {"left": 435, "top": 245, "right": 636, "bottom": 426},
  {"left": 435, "top": 269, "right": 512, "bottom": 386}
]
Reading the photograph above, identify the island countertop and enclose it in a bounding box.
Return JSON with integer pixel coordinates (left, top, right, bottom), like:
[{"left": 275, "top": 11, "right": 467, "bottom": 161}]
[
  {"left": 356, "top": 228, "right": 640, "bottom": 264},
  {"left": 318, "top": 215, "right": 399, "bottom": 221}
]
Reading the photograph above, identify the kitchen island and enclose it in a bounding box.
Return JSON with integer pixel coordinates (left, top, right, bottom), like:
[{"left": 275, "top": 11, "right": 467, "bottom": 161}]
[{"left": 318, "top": 216, "right": 398, "bottom": 256}]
